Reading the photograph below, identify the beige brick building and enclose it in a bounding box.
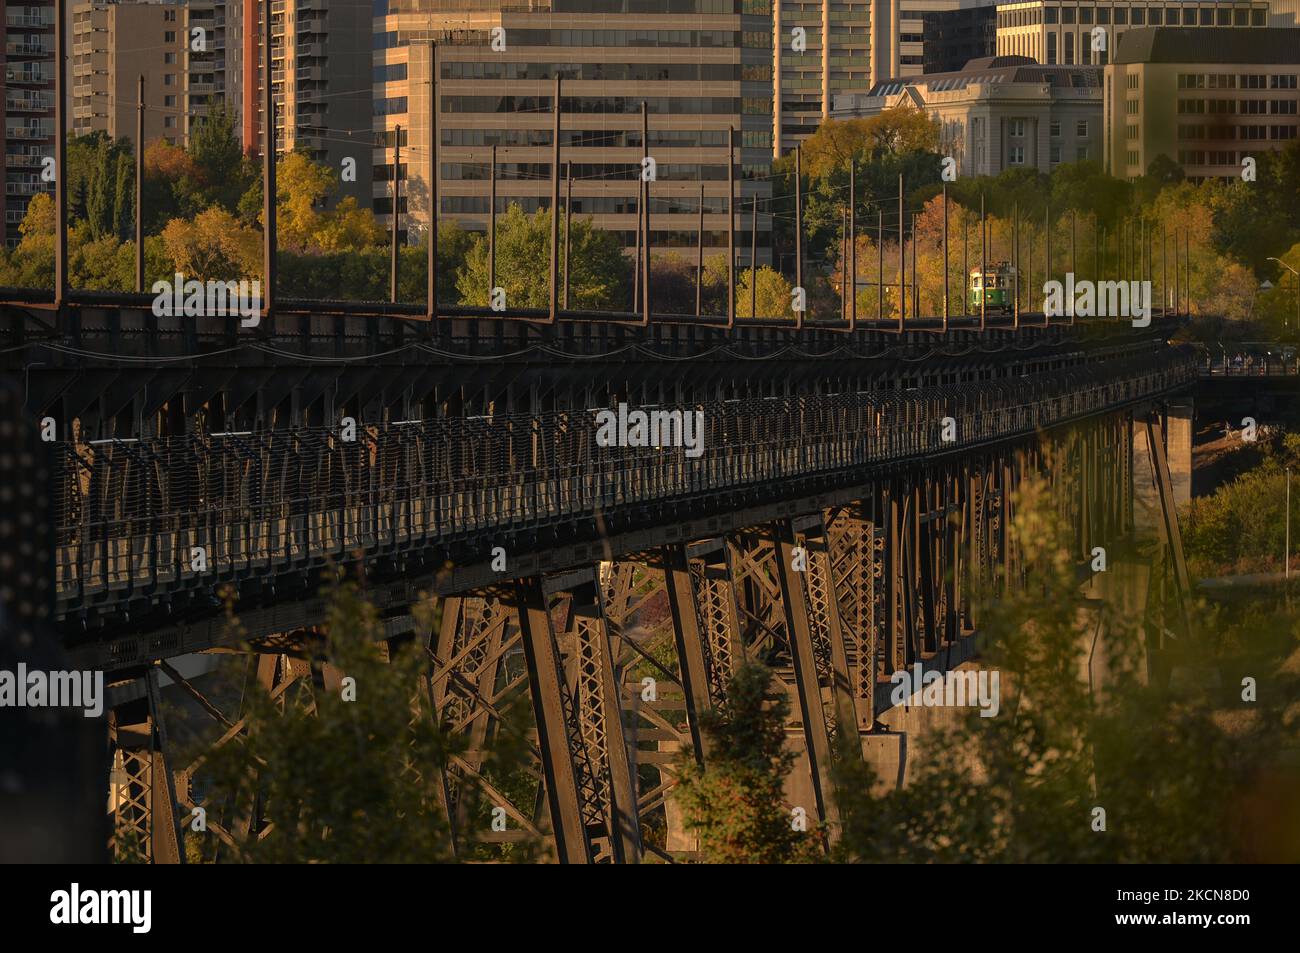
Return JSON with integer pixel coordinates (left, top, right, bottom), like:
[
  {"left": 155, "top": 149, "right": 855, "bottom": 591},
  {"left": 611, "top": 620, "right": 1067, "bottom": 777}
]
[{"left": 1104, "top": 26, "right": 1300, "bottom": 180}]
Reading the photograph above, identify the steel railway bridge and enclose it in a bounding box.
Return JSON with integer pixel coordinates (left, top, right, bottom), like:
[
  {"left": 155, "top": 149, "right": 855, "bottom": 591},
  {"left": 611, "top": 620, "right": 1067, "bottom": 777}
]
[{"left": 2, "top": 290, "right": 1198, "bottom": 864}]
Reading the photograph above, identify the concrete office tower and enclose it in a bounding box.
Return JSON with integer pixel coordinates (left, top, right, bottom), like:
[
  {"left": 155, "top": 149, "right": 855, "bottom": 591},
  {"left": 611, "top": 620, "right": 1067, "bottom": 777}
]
[
  {"left": 3, "top": 0, "right": 57, "bottom": 247},
  {"left": 834, "top": 56, "right": 1102, "bottom": 175},
  {"left": 995, "top": 0, "right": 1267, "bottom": 66},
  {"left": 372, "top": 0, "right": 774, "bottom": 267},
  {"left": 244, "top": 0, "right": 372, "bottom": 207},
  {"left": 1104, "top": 26, "right": 1300, "bottom": 181}
]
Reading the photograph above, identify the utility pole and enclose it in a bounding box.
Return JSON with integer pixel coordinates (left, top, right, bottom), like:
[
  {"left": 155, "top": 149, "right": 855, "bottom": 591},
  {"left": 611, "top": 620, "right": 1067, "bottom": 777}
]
[
  {"left": 135, "top": 75, "right": 144, "bottom": 293},
  {"left": 849, "top": 157, "right": 857, "bottom": 330},
  {"left": 641, "top": 101, "right": 650, "bottom": 326},
  {"left": 727, "top": 127, "right": 736, "bottom": 328},
  {"left": 427, "top": 41, "right": 437, "bottom": 321},
  {"left": 942, "top": 182, "right": 948, "bottom": 330},
  {"left": 390, "top": 124, "right": 401, "bottom": 304},
  {"left": 55, "top": 0, "right": 68, "bottom": 311},
  {"left": 262, "top": 0, "right": 275, "bottom": 321},
  {"left": 563, "top": 162, "right": 572, "bottom": 309},
  {"left": 547, "top": 76, "right": 562, "bottom": 324},
  {"left": 898, "top": 174, "right": 905, "bottom": 331},
  {"left": 695, "top": 183, "right": 704, "bottom": 318},
  {"left": 488, "top": 144, "right": 496, "bottom": 297},
  {"left": 795, "top": 145, "right": 804, "bottom": 328}
]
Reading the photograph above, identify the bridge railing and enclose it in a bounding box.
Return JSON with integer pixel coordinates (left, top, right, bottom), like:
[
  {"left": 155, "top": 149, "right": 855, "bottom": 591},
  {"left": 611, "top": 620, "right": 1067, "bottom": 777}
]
[{"left": 52, "top": 351, "right": 1197, "bottom": 617}]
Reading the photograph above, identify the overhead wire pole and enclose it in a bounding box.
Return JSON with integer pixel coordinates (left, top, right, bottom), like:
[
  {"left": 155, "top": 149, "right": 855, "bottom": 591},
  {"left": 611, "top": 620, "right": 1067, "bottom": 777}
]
[
  {"left": 390, "top": 124, "right": 401, "bottom": 304},
  {"left": 695, "top": 183, "right": 704, "bottom": 318},
  {"left": 427, "top": 41, "right": 437, "bottom": 321},
  {"left": 54, "top": 0, "right": 68, "bottom": 313},
  {"left": 911, "top": 210, "right": 918, "bottom": 320},
  {"left": 640, "top": 100, "right": 650, "bottom": 326},
  {"left": 849, "top": 156, "right": 857, "bottom": 331},
  {"left": 262, "top": 0, "right": 275, "bottom": 323},
  {"left": 546, "top": 75, "right": 562, "bottom": 325},
  {"left": 898, "top": 173, "right": 905, "bottom": 331},
  {"left": 941, "top": 181, "right": 948, "bottom": 331},
  {"left": 979, "top": 191, "right": 986, "bottom": 331},
  {"left": 1013, "top": 201, "right": 1019, "bottom": 328},
  {"left": 1045, "top": 202, "right": 1052, "bottom": 325},
  {"left": 488, "top": 144, "right": 496, "bottom": 296},
  {"left": 727, "top": 126, "right": 736, "bottom": 329},
  {"left": 877, "top": 207, "right": 884, "bottom": 325},
  {"left": 563, "top": 161, "right": 572, "bottom": 309},
  {"left": 135, "top": 74, "right": 144, "bottom": 293},
  {"left": 794, "top": 145, "right": 804, "bottom": 328},
  {"left": 840, "top": 209, "right": 847, "bottom": 323}
]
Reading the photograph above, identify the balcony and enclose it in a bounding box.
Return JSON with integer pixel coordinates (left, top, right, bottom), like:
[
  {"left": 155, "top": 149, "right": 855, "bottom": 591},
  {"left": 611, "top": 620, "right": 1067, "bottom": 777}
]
[
  {"left": 6, "top": 181, "right": 46, "bottom": 196},
  {"left": 6, "top": 39, "right": 53, "bottom": 56},
  {"left": 6, "top": 126, "right": 54, "bottom": 140},
  {"left": 6, "top": 67, "right": 53, "bottom": 84},
  {"left": 6, "top": 93, "right": 53, "bottom": 112},
  {"left": 7, "top": 12, "right": 54, "bottom": 28}
]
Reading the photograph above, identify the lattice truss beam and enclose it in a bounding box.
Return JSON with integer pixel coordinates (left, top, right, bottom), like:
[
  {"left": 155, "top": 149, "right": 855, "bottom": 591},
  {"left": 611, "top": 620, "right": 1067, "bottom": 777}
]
[{"left": 104, "top": 412, "right": 1143, "bottom": 864}]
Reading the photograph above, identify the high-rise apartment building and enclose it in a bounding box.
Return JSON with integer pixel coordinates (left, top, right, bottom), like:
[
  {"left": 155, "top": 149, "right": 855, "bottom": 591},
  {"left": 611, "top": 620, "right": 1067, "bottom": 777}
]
[
  {"left": 372, "top": 0, "right": 774, "bottom": 266},
  {"left": 995, "top": 0, "right": 1267, "bottom": 66},
  {"left": 1104, "top": 26, "right": 1300, "bottom": 181},
  {"left": 773, "top": 0, "right": 993, "bottom": 156},
  {"left": 3, "top": 1, "right": 56, "bottom": 247},
  {"left": 71, "top": 0, "right": 243, "bottom": 148},
  {"left": 243, "top": 0, "right": 371, "bottom": 206}
]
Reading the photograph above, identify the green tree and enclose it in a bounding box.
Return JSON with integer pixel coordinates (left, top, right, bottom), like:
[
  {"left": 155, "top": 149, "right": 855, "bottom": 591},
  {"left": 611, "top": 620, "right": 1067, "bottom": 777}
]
[
  {"left": 674, "top": 662, "right": 824, "bottom": 863},
  {"left": 832, "top": 469, "right": 1300, "bottom": 863},
  {"left": 193, "top": 582, "right": 541, "bottom": 863},
  {"left": 457, "top": 203, "right": 627, "bottom": 310}
]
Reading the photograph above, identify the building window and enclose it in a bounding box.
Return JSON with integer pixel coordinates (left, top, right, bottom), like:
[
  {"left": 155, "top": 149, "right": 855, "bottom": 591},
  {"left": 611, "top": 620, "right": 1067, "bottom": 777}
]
[
  {"left": 1050, "top": 120, "right": 1061, "bottom": 137},
  {"left": 163, "top": 52, "right": 176, "bottom": 64},
  {"left": 1050, "top": 144, "right": 1061, "bottom": 163},
  {"left": 1064, "top": 32, "right": 1074, "bottom": 64},
  {"left": 164, "top": 116, "right": 176, "bottom": 129},
  {"left": 1009, "top": 146, "right": 1025, "bottom": 165},
  {"left": 1200, "top": 8, "right": 1213, "bottom": 25},
  {"left": 164, "top": 9, "right": 176, "bottom": 21},
  {"left": 1076, "top": 120, "right": 1089, "bottom": 138},
  {"left": 164, "top": 95, "right": 176, "bottom": 107},
  {"left": 1114, "top": 8, "right": 1127, "bottom": 25},
  {"left": 163, "top": 74, "right": 175, "bottom": 86},
  {"left": 1132, "top": 9, "right": 1144, "bottom": 24},
  {"left": 1009, "top": 118, "right": 1026, "bottom": 137},
  {"left": 1077, "top": 146, "right": 1089, "bottom": 160},
  {"left": 1047, "top": 32, "right": 1057, "bottom": 64},
  {"left": 1149, "top": 9, "right": 1162, "bottom": 25},
  {"left": 164, "top": 31, "right": 176, "bottom": 42}
]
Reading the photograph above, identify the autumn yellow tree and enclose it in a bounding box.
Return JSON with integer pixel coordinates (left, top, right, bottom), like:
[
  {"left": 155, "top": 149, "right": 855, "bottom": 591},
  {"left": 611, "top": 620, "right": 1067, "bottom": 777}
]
[
  {"left": 161, "top": 207, "right": 261, "bottom": 282},
  {"left": 269, "top": 152, "right": 384, "bottom": 253}
]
